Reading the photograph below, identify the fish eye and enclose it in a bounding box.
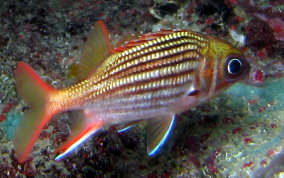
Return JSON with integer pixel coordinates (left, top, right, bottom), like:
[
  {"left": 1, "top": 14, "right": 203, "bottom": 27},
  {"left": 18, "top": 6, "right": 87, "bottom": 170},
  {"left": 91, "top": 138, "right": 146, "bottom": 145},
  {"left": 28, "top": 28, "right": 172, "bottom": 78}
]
[
  {"left": 227, "top": 58, "right": 242, "bottom": 74},
  {"left": 224, "top": 54, "right": 250, "bottom": 82}
]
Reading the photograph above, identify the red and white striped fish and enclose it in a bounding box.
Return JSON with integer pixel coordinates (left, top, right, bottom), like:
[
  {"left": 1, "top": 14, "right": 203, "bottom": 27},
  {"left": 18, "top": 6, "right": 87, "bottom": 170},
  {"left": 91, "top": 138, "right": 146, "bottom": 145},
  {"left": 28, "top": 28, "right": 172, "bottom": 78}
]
[{"left": 13, "top": 21, "right": 250, "bottom": 163}]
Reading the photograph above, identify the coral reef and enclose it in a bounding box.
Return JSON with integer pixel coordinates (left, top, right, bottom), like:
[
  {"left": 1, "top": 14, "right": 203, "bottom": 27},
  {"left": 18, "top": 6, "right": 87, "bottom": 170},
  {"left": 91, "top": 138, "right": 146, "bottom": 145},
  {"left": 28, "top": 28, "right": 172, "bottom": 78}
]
[
  {"left": 253, "top": 150, "right": 284, "bottom": 178},
  {"left": 0, "top": 0, "right": 283, "bottom": 177},
  {"left": 245, "top": 18, "right": 275, "bottom": 51}
]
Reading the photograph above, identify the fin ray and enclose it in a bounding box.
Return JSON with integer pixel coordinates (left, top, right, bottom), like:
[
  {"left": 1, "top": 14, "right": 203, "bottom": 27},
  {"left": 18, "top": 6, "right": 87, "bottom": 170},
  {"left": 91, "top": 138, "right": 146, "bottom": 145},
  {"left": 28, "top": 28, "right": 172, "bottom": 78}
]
[
  {"left": 13, "top": 62, "right": 56, "bottom": 163},
  {"left": 147, "top": 115, "right": 175, "bottom": 156},
  {"left": 54, "top": 110, "right": 104, "bottom": 160},
  {"left": 76, "top": 21, "right": 112, "bottom": 80},
  {"left": 117, "top": 120, "right": 142, "bottom": 133},
  {"left": 113, "top": 29, "right": 186, "bottom": 53}
]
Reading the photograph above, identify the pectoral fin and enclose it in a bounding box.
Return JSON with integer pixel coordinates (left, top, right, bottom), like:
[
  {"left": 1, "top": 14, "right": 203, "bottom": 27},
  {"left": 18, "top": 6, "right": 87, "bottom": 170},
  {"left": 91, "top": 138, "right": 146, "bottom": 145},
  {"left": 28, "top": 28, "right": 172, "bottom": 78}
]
[
  {"left": 54, "top": 110, "right": 103, "bottom": 161},
  {"left": 147, "top": 115, "right": 175, "bottom": 156}
]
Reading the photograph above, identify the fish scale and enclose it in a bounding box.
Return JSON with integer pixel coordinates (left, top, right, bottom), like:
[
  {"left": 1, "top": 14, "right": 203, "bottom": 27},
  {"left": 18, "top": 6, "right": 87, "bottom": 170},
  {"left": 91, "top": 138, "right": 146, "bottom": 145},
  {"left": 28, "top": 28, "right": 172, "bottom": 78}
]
[
  {"left": 98, "top": 85, "right": 190, "bottom": 112},
  {"left": 64, "top": 59, "right": 197, "bottom": 111},
  {"left": 99, "top": 33, "right": 207, "bottom": 79},
  {"left": 57, "top": 33, "right": 206, "bottom": 110},
  {"left": 83, "top": 78, "right": 193, "bottom": 121}
]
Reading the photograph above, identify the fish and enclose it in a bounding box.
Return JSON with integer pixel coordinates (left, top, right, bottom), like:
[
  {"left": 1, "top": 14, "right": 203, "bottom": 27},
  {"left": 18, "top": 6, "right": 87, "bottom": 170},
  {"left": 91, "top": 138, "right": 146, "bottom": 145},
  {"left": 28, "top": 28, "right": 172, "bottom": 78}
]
[{"left": 13, "top": 21, "right": 250, "bottom": 163}]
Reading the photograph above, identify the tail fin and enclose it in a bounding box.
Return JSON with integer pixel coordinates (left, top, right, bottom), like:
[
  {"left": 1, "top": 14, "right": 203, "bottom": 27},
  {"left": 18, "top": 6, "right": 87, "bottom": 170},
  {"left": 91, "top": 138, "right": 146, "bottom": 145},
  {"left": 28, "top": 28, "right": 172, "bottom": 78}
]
[{"left": 13, "top": 62, "right": 56, "bottom": 163}]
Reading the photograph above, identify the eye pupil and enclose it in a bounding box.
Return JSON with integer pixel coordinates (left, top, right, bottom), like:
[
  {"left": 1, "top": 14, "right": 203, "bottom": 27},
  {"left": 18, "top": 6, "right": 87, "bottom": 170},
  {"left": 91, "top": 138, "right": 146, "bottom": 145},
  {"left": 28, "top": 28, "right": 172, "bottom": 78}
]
[
  {"left": 228, "top": 58, "right": 242, "bottom": 74},
  {"left": 224, "top": 54, "right": 250, "bottom": 82}
]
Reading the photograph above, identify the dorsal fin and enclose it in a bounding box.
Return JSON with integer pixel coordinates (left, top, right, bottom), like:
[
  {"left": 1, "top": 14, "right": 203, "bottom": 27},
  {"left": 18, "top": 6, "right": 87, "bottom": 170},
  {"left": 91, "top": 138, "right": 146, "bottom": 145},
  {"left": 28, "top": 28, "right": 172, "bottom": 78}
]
[
  {"left": 113, "top": 32, "right": 140, "bottom": 49},
  {"left": 113, "top": 29, "right": 184, "bottom": 53},
  {"left": 76, "top": 21, "right": 112, "bottom": 81}
]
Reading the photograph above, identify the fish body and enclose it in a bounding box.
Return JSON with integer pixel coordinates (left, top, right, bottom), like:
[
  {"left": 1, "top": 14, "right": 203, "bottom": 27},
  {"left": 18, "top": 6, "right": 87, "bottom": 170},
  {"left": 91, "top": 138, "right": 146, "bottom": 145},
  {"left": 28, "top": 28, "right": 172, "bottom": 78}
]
[{"left": 14, "top": 21, "right": 250, "bottom": 163}]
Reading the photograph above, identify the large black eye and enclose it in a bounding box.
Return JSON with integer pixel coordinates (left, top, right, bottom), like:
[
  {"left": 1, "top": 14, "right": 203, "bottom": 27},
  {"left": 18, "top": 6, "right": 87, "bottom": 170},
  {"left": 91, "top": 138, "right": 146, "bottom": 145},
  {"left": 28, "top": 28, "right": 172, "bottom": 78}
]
[
  {"left": 228, "top": 58, "right": 242, "bottom": 74},
  {"left": 224, "top": 54, "right": 250, "bottom": 81}
]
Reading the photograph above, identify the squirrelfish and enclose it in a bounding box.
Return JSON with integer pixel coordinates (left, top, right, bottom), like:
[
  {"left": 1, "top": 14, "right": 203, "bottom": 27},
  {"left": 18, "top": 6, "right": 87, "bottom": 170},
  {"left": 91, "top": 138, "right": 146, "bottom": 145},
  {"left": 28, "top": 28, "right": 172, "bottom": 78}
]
[{"left": 14, "top": 21, "right": 250, "bottom": 163}]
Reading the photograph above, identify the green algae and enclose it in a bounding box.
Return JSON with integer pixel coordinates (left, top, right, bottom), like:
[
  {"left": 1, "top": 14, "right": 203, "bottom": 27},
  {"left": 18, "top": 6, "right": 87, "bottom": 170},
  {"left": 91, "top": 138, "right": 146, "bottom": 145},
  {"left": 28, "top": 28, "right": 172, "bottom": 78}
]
[{"left": 0, "top": 109, "right": 22, "bottom": 140}]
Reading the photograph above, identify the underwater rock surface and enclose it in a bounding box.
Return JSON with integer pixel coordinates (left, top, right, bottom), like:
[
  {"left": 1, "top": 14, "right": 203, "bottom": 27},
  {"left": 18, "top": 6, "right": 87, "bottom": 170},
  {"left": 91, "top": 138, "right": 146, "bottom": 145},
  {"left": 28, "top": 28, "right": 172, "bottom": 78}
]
[{"left": 0, "top": 0, "right": 283, "bottom": 177}]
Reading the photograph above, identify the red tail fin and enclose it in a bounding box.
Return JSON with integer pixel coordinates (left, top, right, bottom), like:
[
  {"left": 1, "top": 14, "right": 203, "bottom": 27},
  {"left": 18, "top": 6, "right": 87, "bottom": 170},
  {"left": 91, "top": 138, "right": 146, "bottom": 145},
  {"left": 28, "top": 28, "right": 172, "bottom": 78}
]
[{"left": 13, "top": 62, "right": 56, "bottom": 163}]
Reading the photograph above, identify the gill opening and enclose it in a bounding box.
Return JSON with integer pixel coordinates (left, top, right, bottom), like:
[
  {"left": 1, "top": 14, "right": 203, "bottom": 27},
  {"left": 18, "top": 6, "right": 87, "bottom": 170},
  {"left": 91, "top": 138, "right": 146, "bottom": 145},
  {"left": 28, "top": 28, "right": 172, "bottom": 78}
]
[
  {"left": 198, "top": 56, "right": 206, "bottom": 99},
  {"left": 208, "top": 55, "right": 219, "bottom": 97}
]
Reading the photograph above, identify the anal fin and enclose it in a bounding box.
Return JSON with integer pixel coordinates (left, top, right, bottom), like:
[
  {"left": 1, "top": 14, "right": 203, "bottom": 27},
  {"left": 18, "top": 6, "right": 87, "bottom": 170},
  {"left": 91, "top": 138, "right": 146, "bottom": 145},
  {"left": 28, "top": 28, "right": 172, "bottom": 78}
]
[
  {"left": 54, "top": 110, "right": 103, "bottom": 161},
  {"left": 147, "top": 115, "right": 175, "bottom": 156}
]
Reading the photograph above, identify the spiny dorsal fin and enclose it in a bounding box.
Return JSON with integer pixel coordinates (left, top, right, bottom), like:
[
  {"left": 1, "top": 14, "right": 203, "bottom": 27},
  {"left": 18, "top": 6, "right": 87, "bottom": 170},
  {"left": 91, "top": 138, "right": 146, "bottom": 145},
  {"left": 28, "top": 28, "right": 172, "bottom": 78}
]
[
  {"left": 113, "top": 29, "right": 186, "bottom": 53},
  {"left": 112, "top": 33, "right": 140, "bottom": 50},
  {"left": 76, "top": 21, "right": 112, "bottom": 81},
  {"left": 147, "top": 115, "right": 175, "bottom": 156}
]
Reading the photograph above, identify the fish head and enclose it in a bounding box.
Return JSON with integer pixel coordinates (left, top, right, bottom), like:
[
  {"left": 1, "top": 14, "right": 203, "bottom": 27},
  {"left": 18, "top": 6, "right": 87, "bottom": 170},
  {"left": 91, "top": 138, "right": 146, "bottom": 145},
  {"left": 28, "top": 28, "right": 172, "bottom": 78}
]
[{"left": 196, "top": 35, "right": 250, "bottom": 99}]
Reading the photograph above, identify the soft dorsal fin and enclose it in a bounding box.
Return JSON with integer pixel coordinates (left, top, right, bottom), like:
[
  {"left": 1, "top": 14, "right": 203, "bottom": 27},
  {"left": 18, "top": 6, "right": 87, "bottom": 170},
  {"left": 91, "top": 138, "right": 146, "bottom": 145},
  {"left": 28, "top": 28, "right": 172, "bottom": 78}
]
[
  {"left": 147, "top": 115, "right": 175, "bottom": 156},
  {"left": 54, "top": 110, "right": 104, "bottom": 160},
  {"left": 113, "top": 29, "right": 184, "bottom": 53},
  {"left": 76, "top": 21, "right": 112, "bottom": 81}
]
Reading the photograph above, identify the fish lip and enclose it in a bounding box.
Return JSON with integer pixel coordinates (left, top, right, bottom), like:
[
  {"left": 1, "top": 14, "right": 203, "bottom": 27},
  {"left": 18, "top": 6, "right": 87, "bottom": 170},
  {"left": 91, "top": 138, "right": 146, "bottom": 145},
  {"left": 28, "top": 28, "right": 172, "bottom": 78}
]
[{"left": 223, "top": 54, "right": 251, "bottom": 82}]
